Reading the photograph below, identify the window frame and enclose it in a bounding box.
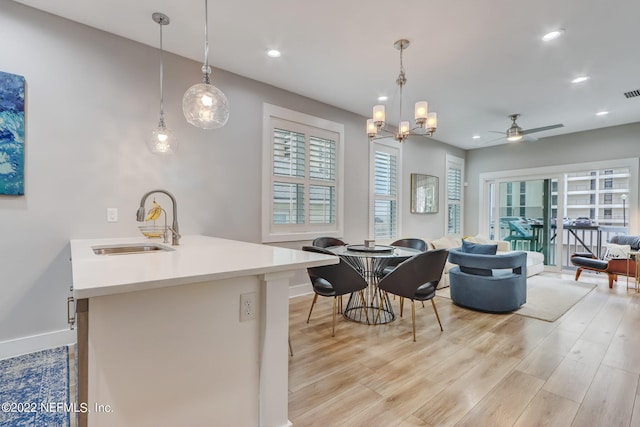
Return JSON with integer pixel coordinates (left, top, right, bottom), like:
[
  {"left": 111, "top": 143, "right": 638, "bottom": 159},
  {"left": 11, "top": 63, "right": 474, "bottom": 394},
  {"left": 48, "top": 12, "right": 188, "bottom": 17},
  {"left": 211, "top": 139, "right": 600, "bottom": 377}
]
[{"left": 261, "top": 103, "right": 344, "bottom": 243}]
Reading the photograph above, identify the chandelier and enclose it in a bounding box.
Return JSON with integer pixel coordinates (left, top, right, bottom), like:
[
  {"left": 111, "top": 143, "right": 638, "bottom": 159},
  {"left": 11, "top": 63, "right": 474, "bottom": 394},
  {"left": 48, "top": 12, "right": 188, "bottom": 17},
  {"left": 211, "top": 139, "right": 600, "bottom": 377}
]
[{"left": 367, "top": 39, "right": 437, "bottom": 143}]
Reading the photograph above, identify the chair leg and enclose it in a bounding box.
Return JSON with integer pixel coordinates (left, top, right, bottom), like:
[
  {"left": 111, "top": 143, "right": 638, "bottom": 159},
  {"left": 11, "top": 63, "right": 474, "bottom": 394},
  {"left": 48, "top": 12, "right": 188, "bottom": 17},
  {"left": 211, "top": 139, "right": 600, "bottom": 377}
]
[
  {"left": 431, "top": 299, "right": 443, "bottom": 332},
  {"left": 399, "top": 297, "right": 404, "bottom": 317},
  {"left": 574, "top": 268, "right": 583, "bottom": 282},
  {"left": 288, "top": 336, "right": 293, "bottom": 357},
  {"left": 332, "top": 297, "right": 337, "bottom": 337},
  {"left": 306, "top": 293, "right": 318, "bottom": 323},
  {"left": 411, "top": 300, "right": 416, "bottom": 342}
]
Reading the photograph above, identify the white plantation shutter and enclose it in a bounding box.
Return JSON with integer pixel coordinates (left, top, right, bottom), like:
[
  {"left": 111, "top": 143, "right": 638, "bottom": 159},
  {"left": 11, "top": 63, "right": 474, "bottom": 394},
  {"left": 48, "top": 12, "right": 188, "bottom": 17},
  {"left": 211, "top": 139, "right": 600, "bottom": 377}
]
[
  {"left": 262, "top": 105, "right": 344, "bottom": 242},
  {"left": 273, "top": 128, "right": 305, "bottom": 178},
  {"left": 372, "top": 146, "right": 399, "bottom": 240},
  {"left": 309, "top": 136, "right": 336, "bottom": 224},
  {"left": 446, "top": 155, "right": 464, "bottom": 235}
]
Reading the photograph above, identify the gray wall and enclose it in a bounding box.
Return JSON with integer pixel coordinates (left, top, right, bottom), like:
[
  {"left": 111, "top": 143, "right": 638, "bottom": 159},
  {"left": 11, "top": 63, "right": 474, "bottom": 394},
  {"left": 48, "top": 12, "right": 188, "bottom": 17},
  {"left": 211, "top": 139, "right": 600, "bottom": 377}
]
[
  {"left": 402, "top": 138, "right": 464, "bottom": 240},
  {"left": 0, "top": 2, "right": 460, "bottom": 346},
  {"left": 464, "top": 122, "right": 640, "bottom": 235}
]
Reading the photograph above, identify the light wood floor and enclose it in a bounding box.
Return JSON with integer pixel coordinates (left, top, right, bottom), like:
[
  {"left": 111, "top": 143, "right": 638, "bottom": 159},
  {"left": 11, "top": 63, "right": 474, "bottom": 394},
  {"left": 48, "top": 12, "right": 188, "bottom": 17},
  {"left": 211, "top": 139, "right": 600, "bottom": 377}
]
[{"left": 288, "top": 272, "right": 640, "bottom": 426}]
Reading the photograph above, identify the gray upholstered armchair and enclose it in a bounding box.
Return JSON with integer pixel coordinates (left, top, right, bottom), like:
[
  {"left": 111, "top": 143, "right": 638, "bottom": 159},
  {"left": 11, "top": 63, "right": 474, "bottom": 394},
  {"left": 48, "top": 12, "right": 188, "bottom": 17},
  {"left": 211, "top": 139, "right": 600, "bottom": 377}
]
[{"left": 448, "top": 247, "right": 527, "bottom": 312}]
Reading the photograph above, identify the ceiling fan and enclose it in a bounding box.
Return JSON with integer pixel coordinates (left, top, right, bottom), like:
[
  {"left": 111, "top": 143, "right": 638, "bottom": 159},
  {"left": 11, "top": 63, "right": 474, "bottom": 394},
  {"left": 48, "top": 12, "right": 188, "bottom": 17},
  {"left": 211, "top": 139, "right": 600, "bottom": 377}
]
[{"left": 490, "top": 114, "right": 564, "bottom": 142}]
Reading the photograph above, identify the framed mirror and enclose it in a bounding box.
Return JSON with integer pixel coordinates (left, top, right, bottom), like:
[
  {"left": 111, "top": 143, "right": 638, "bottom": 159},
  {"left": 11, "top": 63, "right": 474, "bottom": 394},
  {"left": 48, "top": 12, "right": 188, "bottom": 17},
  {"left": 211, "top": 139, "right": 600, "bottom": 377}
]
[{"left": 411, "top": 173, "right": 438, "bottom": 213}]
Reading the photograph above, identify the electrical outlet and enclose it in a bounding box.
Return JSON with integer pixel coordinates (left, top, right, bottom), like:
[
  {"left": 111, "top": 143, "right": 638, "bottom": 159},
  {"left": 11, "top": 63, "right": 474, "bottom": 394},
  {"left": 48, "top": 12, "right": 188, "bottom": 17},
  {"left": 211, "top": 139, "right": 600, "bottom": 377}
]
[
  {"left": 107, "top": 208, "right": 118, "bottom": 222},
  {"left": 240, "top": 292, "right": 257, "bottom": 322}
]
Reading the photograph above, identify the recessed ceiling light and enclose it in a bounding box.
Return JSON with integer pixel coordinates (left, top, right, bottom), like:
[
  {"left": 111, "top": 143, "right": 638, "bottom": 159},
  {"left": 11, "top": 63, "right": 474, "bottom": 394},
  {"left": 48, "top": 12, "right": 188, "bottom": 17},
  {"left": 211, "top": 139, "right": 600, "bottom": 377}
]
[
  {"left": 596, "top": 111, "right": 609, "bottom": 116},
  {"left": 571, "top": 76, "right": 590, "bottom": 84},
  {"left": 472, "top": 135, "right": 481, "bottom": 140},
  {"left": 377, "top": 96, "right": 388, "bottom": 102},
  {"left": 542, "top": 29, "right": 565, "bottom": 42},
  {"left": 266, "top": 49, "right": 281, "bottom": 58}
]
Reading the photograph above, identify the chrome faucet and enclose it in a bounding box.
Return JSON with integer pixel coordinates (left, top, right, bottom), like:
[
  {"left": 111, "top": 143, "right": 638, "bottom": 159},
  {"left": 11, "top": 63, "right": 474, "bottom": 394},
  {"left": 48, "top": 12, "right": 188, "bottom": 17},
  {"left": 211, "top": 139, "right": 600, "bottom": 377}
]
[{"left": 136, "top": 189, "right": 181, "bottom": 245}]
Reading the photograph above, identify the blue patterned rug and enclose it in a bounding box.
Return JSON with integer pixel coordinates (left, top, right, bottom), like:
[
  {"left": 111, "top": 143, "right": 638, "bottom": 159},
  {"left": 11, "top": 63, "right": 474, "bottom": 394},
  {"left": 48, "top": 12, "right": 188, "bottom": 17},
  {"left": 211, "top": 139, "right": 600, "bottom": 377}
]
[{"left": 0, "top": 346, "right": 71, "bottom": 427}]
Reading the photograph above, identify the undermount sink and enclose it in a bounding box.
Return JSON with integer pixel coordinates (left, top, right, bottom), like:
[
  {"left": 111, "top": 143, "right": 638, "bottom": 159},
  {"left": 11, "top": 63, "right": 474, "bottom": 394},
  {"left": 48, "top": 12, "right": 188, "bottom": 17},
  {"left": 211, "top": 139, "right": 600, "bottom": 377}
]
[{"left": 92, "top": 243, "right": 174, "bottom": 255}]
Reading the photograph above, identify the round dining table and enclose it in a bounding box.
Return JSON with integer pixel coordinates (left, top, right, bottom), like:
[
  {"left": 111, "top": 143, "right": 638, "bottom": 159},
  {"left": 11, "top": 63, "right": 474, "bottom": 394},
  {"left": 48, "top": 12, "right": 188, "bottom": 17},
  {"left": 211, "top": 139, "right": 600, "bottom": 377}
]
[{"left": 326, "top": 244, "right": 422, "bottom": 324}]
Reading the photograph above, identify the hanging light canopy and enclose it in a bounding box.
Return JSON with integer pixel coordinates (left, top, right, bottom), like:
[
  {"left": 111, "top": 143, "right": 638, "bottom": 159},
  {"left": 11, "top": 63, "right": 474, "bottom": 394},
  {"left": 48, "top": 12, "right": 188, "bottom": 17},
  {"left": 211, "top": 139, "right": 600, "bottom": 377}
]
[
  {"left": 148, "top": 12, "right": 177, "bottom": 154},
  {"left": 182, "top": 0, "right": 229, "bottom": 129},
  {"left": 367, "top": 39, "right": 438, "bottom": 143}
]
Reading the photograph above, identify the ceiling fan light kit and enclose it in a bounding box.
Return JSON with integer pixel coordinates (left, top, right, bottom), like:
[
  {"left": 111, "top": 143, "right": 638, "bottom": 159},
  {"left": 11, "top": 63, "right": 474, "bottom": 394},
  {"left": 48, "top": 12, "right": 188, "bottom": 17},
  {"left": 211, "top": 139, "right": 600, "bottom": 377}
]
[
  {"left": 488, "top": 113, "right": 564, "bottom": 144},
  {"left": 506, "top": 114, "right": 524, "bottom": 142},
  {"left": 367, "top": 39, "right": 437, "bottom": 143}
]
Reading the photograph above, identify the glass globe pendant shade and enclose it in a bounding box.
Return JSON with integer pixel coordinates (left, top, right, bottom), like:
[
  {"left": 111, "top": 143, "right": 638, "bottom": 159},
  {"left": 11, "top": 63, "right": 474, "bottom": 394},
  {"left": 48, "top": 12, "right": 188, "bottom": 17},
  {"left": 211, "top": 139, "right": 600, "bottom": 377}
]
[
  {"left": 148, "top": 122, "right": 177, "bottom": 154},
  {"left": 182, "top": 67, "right": 229, "bottom": 129}
]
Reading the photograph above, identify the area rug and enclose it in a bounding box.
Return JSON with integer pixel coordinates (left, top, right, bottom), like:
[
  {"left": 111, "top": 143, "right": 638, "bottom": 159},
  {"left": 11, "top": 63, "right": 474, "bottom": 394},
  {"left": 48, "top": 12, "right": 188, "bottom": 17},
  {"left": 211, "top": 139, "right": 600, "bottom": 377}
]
[
  {"left": 0, "top": 346, "right": 71, "bottom": 427},
  {"left": 516, "top": 275, "right": 596, "bottom": 321},
  {"left": 436, "top": 274, "right": 596, "bottom": 322}
]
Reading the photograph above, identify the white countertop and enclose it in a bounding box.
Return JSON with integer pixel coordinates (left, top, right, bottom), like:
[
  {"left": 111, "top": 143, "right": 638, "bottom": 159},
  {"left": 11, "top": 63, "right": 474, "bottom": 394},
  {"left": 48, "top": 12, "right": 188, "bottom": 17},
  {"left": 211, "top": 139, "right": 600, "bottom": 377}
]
[{"left": 70, "top": 235, "right": 338, "bottom": 299}]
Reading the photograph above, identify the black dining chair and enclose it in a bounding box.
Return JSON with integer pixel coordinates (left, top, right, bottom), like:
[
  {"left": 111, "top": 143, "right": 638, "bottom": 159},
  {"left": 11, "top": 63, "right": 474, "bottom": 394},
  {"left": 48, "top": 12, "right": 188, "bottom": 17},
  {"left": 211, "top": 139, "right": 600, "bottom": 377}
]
[
  {"left": 377, "top": 249, "right": 448, "bottom": 341},
  {"left": 302, "top": 246, "right": 369, "bottom": 336},
  {"left": 380, "top": 238, "right": 428, "bottom": 277},
  {"left": 391, "top": 238, "right": 428, "bottom": 251},
  {"left": 311, "top": 237, "right": 347, "bottom": 248}
]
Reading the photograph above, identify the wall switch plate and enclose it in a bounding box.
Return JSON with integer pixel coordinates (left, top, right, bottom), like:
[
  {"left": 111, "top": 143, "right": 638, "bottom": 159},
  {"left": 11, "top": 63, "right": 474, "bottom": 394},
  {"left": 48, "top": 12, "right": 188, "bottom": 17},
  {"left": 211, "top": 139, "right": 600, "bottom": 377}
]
[
  {"left": 107, "top": 208, "right": 118, "bottom": 222},
  {"left": 240, "top": 292, "right": 257, "bottom": 322}
]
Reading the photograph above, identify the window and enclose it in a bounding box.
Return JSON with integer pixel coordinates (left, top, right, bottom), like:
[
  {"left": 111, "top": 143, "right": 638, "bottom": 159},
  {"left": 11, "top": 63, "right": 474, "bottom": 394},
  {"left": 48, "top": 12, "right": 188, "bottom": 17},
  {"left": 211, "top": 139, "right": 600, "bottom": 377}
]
[
  {"left": 371, "top": 142, "right": 400, "bottom": 240},
  {"left": 262, "top": 104, "right": 344, "bottom": 242},
  {"left": 446, "top": 155, "right": 464, "bottom": 235},
  {"left": 604, "top": 169, "right": 613, "bottom": 189}
]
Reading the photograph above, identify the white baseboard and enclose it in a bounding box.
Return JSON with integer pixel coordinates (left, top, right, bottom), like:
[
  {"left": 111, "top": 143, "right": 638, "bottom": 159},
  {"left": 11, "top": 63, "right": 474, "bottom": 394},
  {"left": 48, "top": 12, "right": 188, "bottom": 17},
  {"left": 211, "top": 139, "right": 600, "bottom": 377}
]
[
  {"left": 289, "top": 281, "right": 312, "bottom": 298},
  {"left": 0, "top": 329, "right": 76, "bottom": 360}
]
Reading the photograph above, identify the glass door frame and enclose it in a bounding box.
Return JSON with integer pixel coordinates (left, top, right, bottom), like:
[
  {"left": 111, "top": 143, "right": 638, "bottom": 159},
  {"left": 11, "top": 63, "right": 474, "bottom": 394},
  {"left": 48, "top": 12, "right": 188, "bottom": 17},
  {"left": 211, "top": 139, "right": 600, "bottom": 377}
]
[{"left": 480, "top": 172, "right": 565, "bottom": 273}]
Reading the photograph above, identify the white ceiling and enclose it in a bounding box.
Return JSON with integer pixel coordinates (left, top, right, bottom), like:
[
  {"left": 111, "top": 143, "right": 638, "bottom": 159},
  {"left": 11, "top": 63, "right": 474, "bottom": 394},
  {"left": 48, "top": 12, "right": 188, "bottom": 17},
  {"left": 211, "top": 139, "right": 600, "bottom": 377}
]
[{"left": 13, "top": 0, "right": 640, "bottom": 149}]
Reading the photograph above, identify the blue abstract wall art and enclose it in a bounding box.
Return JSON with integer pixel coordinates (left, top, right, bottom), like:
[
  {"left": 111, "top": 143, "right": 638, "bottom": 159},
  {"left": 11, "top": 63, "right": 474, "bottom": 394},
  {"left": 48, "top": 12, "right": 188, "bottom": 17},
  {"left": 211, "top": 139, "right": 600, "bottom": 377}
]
[{"left": 0, "top": 71, "right": 25, "bottom": 195}]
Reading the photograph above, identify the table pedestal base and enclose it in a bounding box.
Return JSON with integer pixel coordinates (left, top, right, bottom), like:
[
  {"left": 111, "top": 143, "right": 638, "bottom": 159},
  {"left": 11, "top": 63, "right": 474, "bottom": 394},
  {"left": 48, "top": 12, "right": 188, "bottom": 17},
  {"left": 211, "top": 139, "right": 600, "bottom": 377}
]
[{"left": 342, "top": 257, "right": 396, "bottom": 324}]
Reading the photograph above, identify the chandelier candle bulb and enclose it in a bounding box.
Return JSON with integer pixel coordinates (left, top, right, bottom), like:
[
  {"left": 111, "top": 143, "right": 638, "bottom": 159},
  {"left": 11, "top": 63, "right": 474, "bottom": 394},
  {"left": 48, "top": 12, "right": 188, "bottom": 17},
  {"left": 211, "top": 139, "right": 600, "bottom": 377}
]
[
  {"left": 367, "top": 119, "right": 377, "bottom": 137},
  {"left": 373, "top": 105, "right": 386, "bottom": 125},
  {"left": 426, "top": 112, "right": 437, "bottom": 128},
  {"left": 415, "top": 101, "right": 428, "bottom": 122},
  {"left": 399, "top": 121, "right": 410, "bottom": 136}
]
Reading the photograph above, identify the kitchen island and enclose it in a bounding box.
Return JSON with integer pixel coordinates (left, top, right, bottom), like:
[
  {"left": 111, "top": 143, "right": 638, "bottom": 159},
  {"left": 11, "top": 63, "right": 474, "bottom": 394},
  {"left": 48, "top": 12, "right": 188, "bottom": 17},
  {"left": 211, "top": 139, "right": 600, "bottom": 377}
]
[{"left": 70, "top": 235, "right": 337, "bottom": 427}]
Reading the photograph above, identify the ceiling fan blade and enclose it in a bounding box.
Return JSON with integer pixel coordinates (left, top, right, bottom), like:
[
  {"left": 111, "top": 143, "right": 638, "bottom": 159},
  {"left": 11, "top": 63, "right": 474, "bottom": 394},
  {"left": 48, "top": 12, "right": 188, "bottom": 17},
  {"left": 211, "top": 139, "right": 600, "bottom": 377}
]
[
  {"left": 521, "top": 123, "right": 564, "bottom": 135},
  {"left": 482, "top": 135, "right": 507, "bottom": 144},
  {"left": 488, "top": 131, "right": 506, "bottom": 134}
]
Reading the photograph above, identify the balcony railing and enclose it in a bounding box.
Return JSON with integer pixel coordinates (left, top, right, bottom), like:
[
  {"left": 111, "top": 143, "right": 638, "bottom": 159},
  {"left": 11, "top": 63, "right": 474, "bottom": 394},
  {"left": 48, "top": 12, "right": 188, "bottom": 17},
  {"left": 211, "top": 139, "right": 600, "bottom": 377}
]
[{"left": 497, "top": 223, "right": 629, "bottom": 269}]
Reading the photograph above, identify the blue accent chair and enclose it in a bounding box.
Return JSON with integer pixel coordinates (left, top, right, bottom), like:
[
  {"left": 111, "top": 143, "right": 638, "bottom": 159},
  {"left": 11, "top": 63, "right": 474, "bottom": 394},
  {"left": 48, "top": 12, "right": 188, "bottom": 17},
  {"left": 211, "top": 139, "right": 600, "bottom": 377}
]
[{"left": 448, "top": 247, "right": 527, "bottom": 312}]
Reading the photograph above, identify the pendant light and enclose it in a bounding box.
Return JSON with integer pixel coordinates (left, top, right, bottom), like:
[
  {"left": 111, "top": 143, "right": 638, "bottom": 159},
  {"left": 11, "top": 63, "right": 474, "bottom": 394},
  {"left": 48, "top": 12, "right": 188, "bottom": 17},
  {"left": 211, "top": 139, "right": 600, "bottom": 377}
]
[
  {"left": 148, "top": 12, "right": 177, "bottom": 154},
  {"left": 182, "top": 0, "right": 229, "bottom": 129}
]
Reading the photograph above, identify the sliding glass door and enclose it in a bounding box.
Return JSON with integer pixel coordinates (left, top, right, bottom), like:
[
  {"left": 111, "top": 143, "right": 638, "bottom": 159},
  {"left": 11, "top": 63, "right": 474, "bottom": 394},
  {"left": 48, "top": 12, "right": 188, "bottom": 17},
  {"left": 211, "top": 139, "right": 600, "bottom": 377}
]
[
  {"left": 487, "top": 177, "right": 561, "bottom": 269},
  {"left": 482, "top": 161, "right": 635, "bottom": 271}
]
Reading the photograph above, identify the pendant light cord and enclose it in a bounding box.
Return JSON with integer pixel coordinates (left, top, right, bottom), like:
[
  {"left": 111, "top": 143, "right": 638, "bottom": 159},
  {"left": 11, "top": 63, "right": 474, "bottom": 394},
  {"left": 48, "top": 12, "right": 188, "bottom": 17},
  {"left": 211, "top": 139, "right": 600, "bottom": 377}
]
[
  {"left": 202, "top": 0, "right": 211, "bottom": 83},
  {"left": 159, "top": 18, "right": 165, "bottom": 125}
]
